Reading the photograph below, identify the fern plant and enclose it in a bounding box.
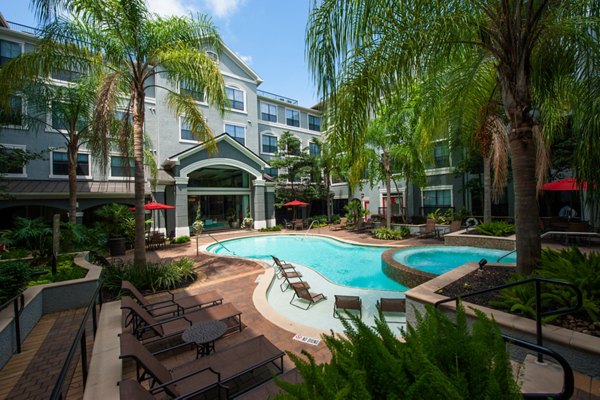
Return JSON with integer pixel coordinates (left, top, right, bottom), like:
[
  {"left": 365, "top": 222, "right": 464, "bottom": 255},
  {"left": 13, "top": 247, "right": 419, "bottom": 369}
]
[
  {"left": 492, "top": 248, "right": 600, "bottom": 323},
  {"left": 275, "top": 304, "right": 521, "bottom": 399},
  {"left": 474, "top": 221, "right": 515, "bottom": 236}
]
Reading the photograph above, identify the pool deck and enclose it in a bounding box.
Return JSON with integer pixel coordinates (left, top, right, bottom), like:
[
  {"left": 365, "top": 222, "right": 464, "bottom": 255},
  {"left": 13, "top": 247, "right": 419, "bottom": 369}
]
[{"left": 1, "top": 228, "right": 599, "bottom": 399}]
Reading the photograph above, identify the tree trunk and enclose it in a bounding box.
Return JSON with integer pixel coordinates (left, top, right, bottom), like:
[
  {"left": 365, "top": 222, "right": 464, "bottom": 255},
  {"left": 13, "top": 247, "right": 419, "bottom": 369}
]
[
  {"left": 67, "top": 141, "right": 79, "bottom": 224},
  {"left": 383, "top": 152, "right": 392, "bottom": 229},
  {"left": 325, "top": 169, "right": 332, "bottom": 222},
  {"left": 483, "top": 156, "right": 492, "bottom": 223},
  {"left": 132, "top": 88, "right": 146, "bottom": 266}
]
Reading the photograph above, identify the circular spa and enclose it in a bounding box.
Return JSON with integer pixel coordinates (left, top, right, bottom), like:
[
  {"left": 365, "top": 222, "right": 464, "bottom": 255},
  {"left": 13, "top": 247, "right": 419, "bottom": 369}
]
[
  {"left": 207, "top": 235, "right": 407, "bottom": 333},
  {"left": 383, "top": 245, "right": 517, "bottom": 288}
]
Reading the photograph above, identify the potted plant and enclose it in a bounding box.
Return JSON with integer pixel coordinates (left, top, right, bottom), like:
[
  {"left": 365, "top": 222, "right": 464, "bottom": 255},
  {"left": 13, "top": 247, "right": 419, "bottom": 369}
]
[
  {"left": 192, "top": 206, "right": 204, "bottom": 235},
  {"left": 95, "top": 204, "right": 134, "bottom": 256},
  {"left": 241, "top": 214, "right": 254, "bottom": 230}
]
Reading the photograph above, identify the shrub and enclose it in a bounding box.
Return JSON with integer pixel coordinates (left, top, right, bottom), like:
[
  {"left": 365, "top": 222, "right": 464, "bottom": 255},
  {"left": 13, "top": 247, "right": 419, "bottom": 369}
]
[
  {"left": 307, "top": 215, "right": 328, "bottom": 225},
  {"left": 60, "top": 222, "right": 107, "bottom": 252},
  {"left": 172, "top": 236, "right": 190, "bottom": 244},
  {"left": 0, "top": 248, "right": 29, "bottom": 260},
  {"left": 492, "top": 248, "right": 600, "bottom": 323},
  {"left": 373, "top": 227, "right": 409, "bottom": 240},
  {"left": 101, "top": 257, "right": 197, "bottom": 294},
  {"left": 427, "top": 208, "right": 454, "bottom": 224},
  {"left": 475, "top": 221, "right": 515, "bottom": 236},
  {"left": 276, "top": 304, "right": 520, "bottom": 399},
  {"left": 0, "top": 217, "right": 52, "bottom": 260},
  {"left": 259, "top": 226, "right": 282, "bottom": 232},
  {"left": 0, "top": 260, "right": 34, "bottom": 304},
  {"left": 27, "top": 255, "right": 87, "bottom": 286},
  {"left": 330, "top": 214, "right": 341, "bottom": 224}
]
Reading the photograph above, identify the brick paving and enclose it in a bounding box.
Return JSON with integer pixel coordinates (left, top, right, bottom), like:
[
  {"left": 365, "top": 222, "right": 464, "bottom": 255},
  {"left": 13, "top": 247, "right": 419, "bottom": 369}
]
[{"left": 1, "top": 227, "right": 599, "bottom": 399}]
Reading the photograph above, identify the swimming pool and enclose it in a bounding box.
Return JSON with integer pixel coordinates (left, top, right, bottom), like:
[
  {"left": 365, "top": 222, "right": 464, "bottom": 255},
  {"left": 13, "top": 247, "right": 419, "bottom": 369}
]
[
  {"left": 391, "top": 246, "right": 516, "bottom": 275},
  {"left": 207, "top": 235, "right": 407, "bottom": 291}
]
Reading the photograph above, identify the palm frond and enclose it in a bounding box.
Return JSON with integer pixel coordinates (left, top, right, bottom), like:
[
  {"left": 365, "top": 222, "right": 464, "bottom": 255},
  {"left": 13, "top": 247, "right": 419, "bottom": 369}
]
[{"left": 166, "top": 92, "right": 216, "bottom": 154}]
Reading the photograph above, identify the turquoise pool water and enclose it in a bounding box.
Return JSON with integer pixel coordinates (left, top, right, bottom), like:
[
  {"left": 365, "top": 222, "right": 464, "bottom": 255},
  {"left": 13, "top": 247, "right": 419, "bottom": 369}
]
[
  {"left": 207, "top": 235, "right": 407, "bottom": 291},
  {"left": 392, "top": 246, "right": 517, "bottom": 275}
]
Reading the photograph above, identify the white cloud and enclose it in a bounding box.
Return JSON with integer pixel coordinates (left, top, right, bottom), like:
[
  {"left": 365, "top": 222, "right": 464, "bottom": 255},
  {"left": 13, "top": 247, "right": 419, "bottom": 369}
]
[
  {"left": 147, "top": 0, "right": 198, "bottom": 17},
  {"left": 203, "top": 0, "right": 245, "bottom": 19},
  {"left": 238, "top": 54, "right": 253, "bottom": 65}
]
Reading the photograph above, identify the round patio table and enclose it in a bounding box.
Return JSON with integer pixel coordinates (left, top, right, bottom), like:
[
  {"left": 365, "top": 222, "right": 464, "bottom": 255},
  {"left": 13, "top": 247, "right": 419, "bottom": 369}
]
[{"left": 182, "top": 320, "right": 227, "bottom": 358}]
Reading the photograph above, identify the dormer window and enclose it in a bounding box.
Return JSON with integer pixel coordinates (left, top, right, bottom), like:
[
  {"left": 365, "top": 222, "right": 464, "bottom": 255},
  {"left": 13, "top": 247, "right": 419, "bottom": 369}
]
[{"left": 206, "top": 51, "right": 219, "bottom": 63}]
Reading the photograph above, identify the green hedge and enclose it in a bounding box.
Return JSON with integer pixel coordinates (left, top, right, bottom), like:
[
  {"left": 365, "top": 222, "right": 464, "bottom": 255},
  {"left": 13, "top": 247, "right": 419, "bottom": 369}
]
[{"left": 101, "top": 257, "right": 196, "bottom": 294}]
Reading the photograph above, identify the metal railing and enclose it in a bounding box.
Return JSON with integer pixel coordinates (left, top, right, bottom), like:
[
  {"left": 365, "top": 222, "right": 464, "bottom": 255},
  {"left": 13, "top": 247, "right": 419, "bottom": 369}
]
[
  {"left": 497, "top": 249, "right": 517, "bottom": 262},
  {"left": 50, "top": 282, "right": 103, "bottom": 400},
  {"left": 304, "top": 220, "right": 318, "bottom": 236},
  {"left": 257, "top": 90, "right": 298, "bottom": 105},
  {"left": 207, "top": 233, "right": 236, "bottom": 256},
  {"left": 435, "top": 277, "right": 582, "bottom": 399},
  {"left": 0, "top": 293, "right": 26, "bottom": 354},
  {"left": 5, "top": 21, "right": 43, "bottom": 36}
]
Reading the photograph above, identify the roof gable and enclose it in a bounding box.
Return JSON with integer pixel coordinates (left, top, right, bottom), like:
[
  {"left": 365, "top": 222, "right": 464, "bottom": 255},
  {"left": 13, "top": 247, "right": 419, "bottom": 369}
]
[{"left": 168, "top": 133, "right": 268, "bottom": 168}]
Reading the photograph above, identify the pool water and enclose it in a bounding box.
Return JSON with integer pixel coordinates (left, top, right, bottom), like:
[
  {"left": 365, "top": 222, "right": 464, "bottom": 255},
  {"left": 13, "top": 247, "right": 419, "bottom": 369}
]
[
  {"left": 392, "top": 246, "right": 517, "bottom": 275},
  {"left": 207, "top": 235, "right": 407, "bottom": 291}
]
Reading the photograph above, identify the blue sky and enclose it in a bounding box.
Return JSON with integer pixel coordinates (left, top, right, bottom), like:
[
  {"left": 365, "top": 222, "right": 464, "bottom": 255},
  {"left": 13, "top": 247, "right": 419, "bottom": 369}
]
[{"left": 1, "top": 0, "right": 320, "bottom": 107}]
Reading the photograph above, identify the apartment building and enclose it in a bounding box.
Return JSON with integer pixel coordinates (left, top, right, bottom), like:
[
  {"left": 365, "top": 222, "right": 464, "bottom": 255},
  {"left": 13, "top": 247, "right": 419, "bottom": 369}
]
[{"left": 0, "top": 18, "right": 323, "bottom": 236}]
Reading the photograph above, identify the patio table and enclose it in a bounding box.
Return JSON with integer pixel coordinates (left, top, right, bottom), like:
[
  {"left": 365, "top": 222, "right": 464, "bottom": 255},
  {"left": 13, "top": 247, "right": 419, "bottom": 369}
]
[{"left": 182, "top": 320, "right": 227, "bottom": 358}]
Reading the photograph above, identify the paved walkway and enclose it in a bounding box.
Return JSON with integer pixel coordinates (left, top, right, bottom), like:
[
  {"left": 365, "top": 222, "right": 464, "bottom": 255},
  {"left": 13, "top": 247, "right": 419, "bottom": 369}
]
[{"left": 1, "top": 227, "right": 599, "bottom": 399}]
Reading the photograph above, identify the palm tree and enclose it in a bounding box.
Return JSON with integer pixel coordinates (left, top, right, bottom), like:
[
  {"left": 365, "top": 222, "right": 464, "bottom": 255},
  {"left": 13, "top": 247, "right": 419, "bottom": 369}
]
[
  {"left": 26, "top": 0, "right": 228, "bottom": 265},
  {"left": 307, "top": 1, "right": 600, "bottom": 274},
  {"left": 0, "top": 74, "right": 112, "bottom": 224}
]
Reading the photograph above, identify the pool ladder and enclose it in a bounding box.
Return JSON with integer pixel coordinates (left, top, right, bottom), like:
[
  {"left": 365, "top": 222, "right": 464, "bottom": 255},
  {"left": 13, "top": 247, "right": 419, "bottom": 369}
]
[
  {"left": 305, "top": 220, "right": 318, "bottom": 236},
  {"left": 207, "top": 233, "right": 236, "bottom": 256}
]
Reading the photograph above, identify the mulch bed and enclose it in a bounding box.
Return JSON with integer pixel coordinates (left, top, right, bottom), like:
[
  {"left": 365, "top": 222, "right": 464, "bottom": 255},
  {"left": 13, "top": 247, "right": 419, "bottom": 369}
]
[{"left": 437, "top": 265, "right": 599, "bottom": 338}]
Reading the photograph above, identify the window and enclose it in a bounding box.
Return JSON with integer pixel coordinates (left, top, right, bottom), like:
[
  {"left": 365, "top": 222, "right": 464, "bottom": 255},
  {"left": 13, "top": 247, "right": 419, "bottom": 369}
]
[
  {"left": 0, "top": 96, "right": 23, "bottom": 126},
  {"left": 205, "top": 51, "right": 219, "bottom": 63},
  {"left": 260, "top": 102, "right": 277, "bottom": 122},
  {"left": 286, "top": 109, "right": 299, "bottom": 127},
  {"left": 52, "top": 152, "right": 90, "bottom": 177},
  {"left": 110, "top": 156, "right": 134, "bottom": 177},
  {"left": 308, "top": 115, "right": 321, "bottom": 131},
  {"left": 0, "top": 145, "right": 26, "bottom": 176},
  {"left": 262, "top": 134, "right": 277, "bottom": 154},
  {"left": 264, "top": 167, "right": 278, "bottom": 177},
  {"left": 51, "top": 102, "right": 87, "bottom": 132},
  {"left": 422, "top": 189, "right": 451, "bottom": 215},
  {"left": 180, "top": 80, "right": 205, "bottom": 102},
  {"left": 144, "top": 74, "right": 155, "bottom": 98},
  {"left": 309, "top": 142, "right": 320, "bottom": 156},
  {"left": 225, "top": 87, "right": 244, "bottom": 111},
  {"left": 180, "top": 118, "right": 195, "bottom": 141},
  {"left": 0, "top": 40, "right": 21, "bottom": 66},
  {"left": 51, "top": 68, "right": 82, "bottom": 82},
  {"left": 225, "top": 124, "right": 245, "bottom": 145},
  {"left": 431, "top": 141, "right": 450, "bottom": 168}
]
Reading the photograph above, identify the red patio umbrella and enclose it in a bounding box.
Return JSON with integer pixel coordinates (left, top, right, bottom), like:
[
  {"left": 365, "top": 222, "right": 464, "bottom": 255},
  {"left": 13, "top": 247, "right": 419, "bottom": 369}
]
[
  {"left": 541, "top": 178, "right": 588, "bottom": 191},
  {"left": 282, "top": 199, "right": 309, "bottom": 220},
  {"left": 129, "top": 202, "right": 175, "bottom": 232},
  {"left": 282, "top": 199, "right": 309, "bottom": 207}
]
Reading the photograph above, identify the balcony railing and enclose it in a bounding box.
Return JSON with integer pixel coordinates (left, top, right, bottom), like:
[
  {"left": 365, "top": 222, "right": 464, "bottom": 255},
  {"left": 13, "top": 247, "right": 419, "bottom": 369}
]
[{"left": 257, "top": 90, "right": 298, "bottom": 105}]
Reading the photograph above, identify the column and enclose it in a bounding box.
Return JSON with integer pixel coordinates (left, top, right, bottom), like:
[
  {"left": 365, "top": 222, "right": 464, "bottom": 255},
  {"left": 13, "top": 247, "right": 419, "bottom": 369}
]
[
  {"left": 252, "top": 179, "right": 266, "bottom": 229},
  {"left": 174, "top": 178, "right": 190, "bottom": 237}
]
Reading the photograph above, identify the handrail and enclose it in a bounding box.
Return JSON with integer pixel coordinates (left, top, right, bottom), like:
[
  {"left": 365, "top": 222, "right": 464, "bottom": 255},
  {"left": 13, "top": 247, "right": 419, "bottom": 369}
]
[
  {"left": 541, "top": 231, "right": 600, "bottom": 239},
  {"left": 50, "top": 282, "right": 103, "bottom": 400},
  {"left": 497, "top": 249, "right": 517, "bottom": 262},
  {"left": 207, "top": 233, "right": 236, "bottom": 256},
  {"left": 0, "top": 293, "right": 26, "bottom": 353},
  {"left": 435, "top": 277, "right": 582, "bottom": 363},
  {"left": 304, "top": 220, "right": 318, "bottom": 236},
  {"left": 505, "top": 335, "right": 574, "bottom": 399}
]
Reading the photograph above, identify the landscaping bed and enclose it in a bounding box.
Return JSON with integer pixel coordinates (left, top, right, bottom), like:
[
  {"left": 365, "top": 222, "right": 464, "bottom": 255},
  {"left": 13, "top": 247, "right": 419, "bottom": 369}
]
[{"left": 438, "top": 264, "right": 600, "bottom": 338}]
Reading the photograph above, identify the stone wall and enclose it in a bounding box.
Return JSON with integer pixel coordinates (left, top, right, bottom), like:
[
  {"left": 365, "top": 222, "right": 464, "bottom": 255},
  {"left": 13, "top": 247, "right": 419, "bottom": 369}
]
[
  {"left": 381, "top": 248, "right": 437, "bottom": 288},
  {"left": 444, "top": 231, "right": 516, "bottom": 251}
]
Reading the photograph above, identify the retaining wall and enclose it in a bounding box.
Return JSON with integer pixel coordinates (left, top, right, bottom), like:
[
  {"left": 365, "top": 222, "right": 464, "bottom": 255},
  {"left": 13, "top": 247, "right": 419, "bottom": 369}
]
[{"left": 0, "top": 253, "right": 101, "bottom": 369}]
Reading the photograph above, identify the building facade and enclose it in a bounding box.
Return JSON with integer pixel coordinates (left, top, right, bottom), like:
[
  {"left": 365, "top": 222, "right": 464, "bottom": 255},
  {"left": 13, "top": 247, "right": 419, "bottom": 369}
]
[{"left": 0, "top": 19, "right": 322, "bottom": 236}]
